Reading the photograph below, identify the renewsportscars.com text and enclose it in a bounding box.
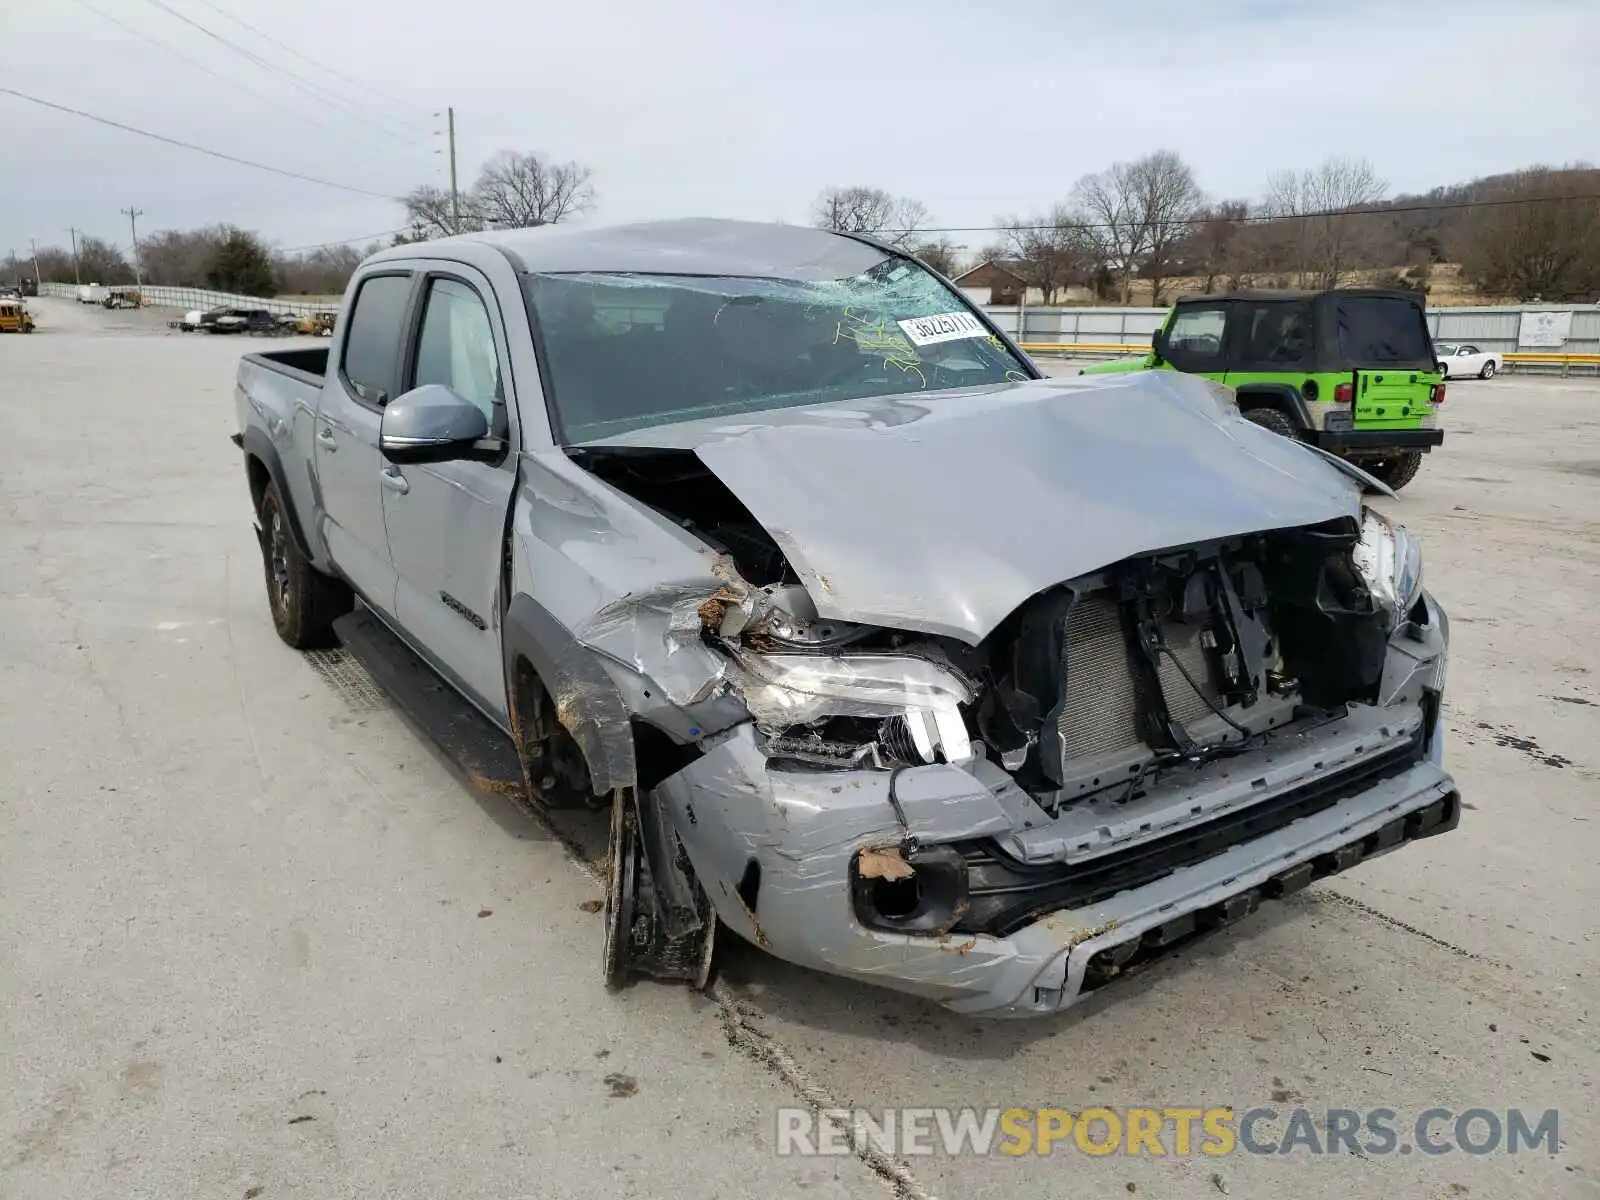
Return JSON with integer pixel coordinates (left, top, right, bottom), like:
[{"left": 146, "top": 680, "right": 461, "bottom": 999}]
[{"left": 775, "top": 1106, "right": 1561, "bottom": 1158}]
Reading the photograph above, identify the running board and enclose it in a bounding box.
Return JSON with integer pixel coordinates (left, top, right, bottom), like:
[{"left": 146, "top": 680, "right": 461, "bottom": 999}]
[{"left": 333, "top": 609, "right": 525, "bottom": 797}]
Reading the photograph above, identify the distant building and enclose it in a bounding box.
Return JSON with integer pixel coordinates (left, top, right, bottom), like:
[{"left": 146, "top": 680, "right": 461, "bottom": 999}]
[
  {"left": 952, "top": 260, "right": 1094, "bottom": 306},
  {"left": 952, "top": 260, "right": 1030, "bottom": 306}
]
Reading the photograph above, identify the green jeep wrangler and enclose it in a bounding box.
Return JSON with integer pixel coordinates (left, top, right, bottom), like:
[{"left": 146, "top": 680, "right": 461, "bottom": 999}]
[{"left": 1083, "top": 289, "right": 1445, "bottom": 490}]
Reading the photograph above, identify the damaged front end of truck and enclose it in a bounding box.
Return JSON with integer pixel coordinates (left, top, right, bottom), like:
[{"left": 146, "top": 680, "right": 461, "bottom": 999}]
[{"left": 537, "top": 374, "right": 1458, "bottom": 1016}]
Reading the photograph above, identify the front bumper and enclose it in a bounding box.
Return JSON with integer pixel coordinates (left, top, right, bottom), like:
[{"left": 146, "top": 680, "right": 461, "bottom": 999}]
[
  {"left": 1309, "top": 428, "right": 1445, "bottom": 454},
  {"left": 653, "top": 597, "right": 1455, "bottom": 1018}
]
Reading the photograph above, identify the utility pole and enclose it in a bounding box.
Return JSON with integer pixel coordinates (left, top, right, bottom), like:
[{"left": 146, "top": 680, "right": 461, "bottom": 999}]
[
  {"left": 67, "top": 227, "right": 81, "bottom": 285},
  {"left": 30, "top": 238, "right": 43, "bottom": 286},
  {"left": 121, "top": 206, "right": 145, "bottom": 288},
  {"left": 447, "top": 106, "right": 460, "bottom": 233}
]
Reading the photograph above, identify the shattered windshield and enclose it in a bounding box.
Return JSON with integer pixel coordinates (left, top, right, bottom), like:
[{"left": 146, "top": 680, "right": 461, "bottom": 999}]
[{"left": 523, "top": 260, "right": 1034, "bottom": 442}]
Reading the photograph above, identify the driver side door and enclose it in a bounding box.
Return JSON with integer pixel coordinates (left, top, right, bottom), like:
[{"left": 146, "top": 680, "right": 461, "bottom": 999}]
[
  {"left": 1159, "top": 304, "right": 1231, "bottom": 378},
  {"left": 380, "top": 270, "right": 518, "bottom": 726}
]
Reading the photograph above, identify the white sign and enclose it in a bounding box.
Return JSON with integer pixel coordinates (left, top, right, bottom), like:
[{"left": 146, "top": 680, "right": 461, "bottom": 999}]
[
  {"left": 1517, "top": 311, "right": 1573, "bottom": 348},
  {"left": 897, "top": 311, "right": 987, "bottom": 347}
]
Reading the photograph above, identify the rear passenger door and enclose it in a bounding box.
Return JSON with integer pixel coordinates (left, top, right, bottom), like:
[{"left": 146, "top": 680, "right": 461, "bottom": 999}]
[
  {"left": 380, "top": 270, "right": 518, "bottom": 725},
  {"left": 316, "top": 270, "right": 414, "bottom": 615}
]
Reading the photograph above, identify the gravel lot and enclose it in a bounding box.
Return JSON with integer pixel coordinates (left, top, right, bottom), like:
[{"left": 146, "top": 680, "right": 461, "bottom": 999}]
[{"left": 3, "top": 296, "right": 1596, "bottom": 1199}]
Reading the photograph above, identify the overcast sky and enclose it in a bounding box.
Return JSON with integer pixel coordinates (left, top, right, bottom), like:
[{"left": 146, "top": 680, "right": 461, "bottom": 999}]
[{"left": 3, "top": 0, "right": 1596, "bottom": 261}]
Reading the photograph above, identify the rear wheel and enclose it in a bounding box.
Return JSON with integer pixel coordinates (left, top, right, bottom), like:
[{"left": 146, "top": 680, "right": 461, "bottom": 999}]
[
  {"left": 257, "top": 480, "right": 351, "bottom": 648},
  {"left": 1242, "top": 407, "right": 1298, "bottom": 439},
  {"left": 1480, "top": 360, "right": 1497, "bottom": 379},
  {"left": 1366, "top": 451, "right": 1423, "bottom": 491}
]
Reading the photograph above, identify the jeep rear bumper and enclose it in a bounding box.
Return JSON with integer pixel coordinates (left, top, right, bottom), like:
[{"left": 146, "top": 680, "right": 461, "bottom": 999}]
[{"left": 1310, "top": 428, "right": 1445, "bottom": 454}]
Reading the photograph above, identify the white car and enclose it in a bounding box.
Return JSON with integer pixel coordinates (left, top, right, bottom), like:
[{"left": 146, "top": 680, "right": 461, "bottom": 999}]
[{"left": 1436, "top": 343, "right": 1502, "bottom": 379}]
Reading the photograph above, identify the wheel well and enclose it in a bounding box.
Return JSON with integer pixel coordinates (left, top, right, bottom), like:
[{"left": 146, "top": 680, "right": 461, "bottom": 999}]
[
  {"left": 245, "top": 453, "right": 272, "bottom": 517},
  {"left": 1234, "top": 388, "right": 1307, "bottom": 427},
  {"left": 509, "top": 653, "right": 702, "bottom": 796}
]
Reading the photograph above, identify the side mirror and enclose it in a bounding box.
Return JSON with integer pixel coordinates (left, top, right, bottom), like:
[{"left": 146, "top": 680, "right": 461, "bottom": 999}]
[
  {"left": 379, "top": 384, "right": 494, "bottom": 464},
  {"left": 1150, "top": 327, "right": 1169, "bottom": 360}
]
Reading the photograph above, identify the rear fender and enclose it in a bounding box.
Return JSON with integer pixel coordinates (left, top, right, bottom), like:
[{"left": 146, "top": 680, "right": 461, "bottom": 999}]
[
  {"left": 1233, "top": 383, "right": 1311, "bottom": 428},
  {"left": 240, "top": 425, "right": 321, "bottom": 562}
]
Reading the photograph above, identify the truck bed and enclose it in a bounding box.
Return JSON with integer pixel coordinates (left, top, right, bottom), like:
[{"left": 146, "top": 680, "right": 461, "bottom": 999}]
[{"left": 244, "top": 346, "right": 328, "bottom": 385}]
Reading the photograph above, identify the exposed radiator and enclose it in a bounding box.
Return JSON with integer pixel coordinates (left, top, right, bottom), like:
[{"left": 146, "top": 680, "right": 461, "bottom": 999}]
[
  {"left": 1056, "top": 595, "right": 1225, "bottom": 760},
  {"left": 1056, "top": 597, "right": 1141, "bottom": 759}
]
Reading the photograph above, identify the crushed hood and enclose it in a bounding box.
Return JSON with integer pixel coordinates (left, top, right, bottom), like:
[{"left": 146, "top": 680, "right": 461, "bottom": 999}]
[{"left": 583, "top": 372, "right": 1363, "bottom": 643}]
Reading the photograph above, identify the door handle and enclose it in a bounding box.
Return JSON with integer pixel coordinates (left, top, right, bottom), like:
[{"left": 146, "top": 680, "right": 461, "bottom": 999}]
[
  {"left": 316, "top": 426, "right": 338, "bottom": 450},
  {"left": 381, "top": 468, "right": 409, "bottom": 495}
]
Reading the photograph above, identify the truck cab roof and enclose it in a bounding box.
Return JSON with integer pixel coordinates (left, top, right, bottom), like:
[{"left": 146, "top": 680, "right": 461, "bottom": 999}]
[{"left": 364, "top": 218, "right": 891, "bottom": 281}]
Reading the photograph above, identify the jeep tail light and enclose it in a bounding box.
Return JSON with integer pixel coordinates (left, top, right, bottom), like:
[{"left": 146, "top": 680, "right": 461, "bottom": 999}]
[
  {"left": 1333, "top": 382, "right": 1353, "bottom": 405},
  {"left": 1431, "top": 384, "right": 1446, "bottom": 404}
]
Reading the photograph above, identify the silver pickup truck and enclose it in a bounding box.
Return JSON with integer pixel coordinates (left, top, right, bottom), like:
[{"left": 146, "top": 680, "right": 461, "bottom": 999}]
[{"left": 232, "top": 219, "right": 1459, "bottom": 1017}]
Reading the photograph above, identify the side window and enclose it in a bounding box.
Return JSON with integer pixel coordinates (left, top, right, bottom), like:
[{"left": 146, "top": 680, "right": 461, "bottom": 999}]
[
  {"left": 340, "top": 274, "right": 413, "bottom": 403},
  {"left": 412, "top": 277, "right": 503, "bottom": 419},
  {"left": 1461, "top": 345, "right": 1478, "bottom": 355},
  {"left": 1238, "top": 301, "right": 1313, "bottom": 367},
  {"left": 1164, "top": 305, "right": 1227, "bottom": 368}
]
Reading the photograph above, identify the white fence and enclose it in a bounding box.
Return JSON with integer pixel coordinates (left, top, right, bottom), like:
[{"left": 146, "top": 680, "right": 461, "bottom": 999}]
[
  {"left": 31, "top": 280, "right": 1600, "bottom": 362},
  {"left": 37, "top": 282, "right": 340, "bottom": 316},
  {"left": 987, "top": 303, "right": 1600, "bottom": 357}
]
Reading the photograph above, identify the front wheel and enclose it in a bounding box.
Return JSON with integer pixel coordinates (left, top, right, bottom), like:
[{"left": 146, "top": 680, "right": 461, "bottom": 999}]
[
  {"left": 257, "top": 481, "right": 351, "bottom": 647},
  {"left": 602, "top": 789, "right": 641, "bottom": 988},
  {"left": 1366, "top": 451, "right": 1423, "bottom": 491},
  {"left": 1480, "top": 360, "right": 1497, "bottom": 379}
]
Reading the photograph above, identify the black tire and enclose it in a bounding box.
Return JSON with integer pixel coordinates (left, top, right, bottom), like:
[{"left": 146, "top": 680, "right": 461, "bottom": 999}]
[
  {"left": 1366, "top": 451, "right": 1423, "bottom": 491},
  {"left": 1480, "top": 360, "right": 1497, "bottom": 379},
  {"left": 1242, "top": 407, "right": 1298, "bottom": 439},
  {"left": 258, "top": 480, "right": 350, "bottom": 648},
  {"left": 602, "top": 789, "right": 640, "bottom": 988}
]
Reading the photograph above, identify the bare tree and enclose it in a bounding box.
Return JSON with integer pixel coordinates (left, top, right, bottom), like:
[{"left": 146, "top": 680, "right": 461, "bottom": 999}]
[
  {"left": 995, "top": 205, "right": 1096, "bottom": 304},
  {"left": 276, "top": 243, "right": 366, "bottom": 295},
  {"left": 472, "top": 151, "right": 596, "bottom": 228},
  {"left": 1072, "top": 162, "right": 1147, "bottom": 303},
  {"left": 811, "top": 186, "right": 930, "bottom": 248},
  {"left": 401, "top": 184, "right": 481, "bottom": 238},
  {"left": 139, "top": 226, "right": 228, "bottom": 286},
  {"left": 1263, "top": 157, "right": 1387, "bottom": 288},
  {"left": 913, "top": 238, "right": 962, "bottom": 277},
  {"left": 75, "top": 236, "right": 135, "bottom": 285},
  {"left": 1460, "top": 167, "right": 1600, "bottom": 300},
  {"left": 1072, "top": 151, "right": 1204, "bottom": 303},
  {"left": 1191, "top": 201, "right": 1251, "bottom": 291}
]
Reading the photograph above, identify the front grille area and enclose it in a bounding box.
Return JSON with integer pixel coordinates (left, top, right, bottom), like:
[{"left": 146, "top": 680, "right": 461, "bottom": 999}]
[
  {"left": 953, "top": 730, "right": 1427, "bottom": 937},
  {"left": 1056, "top": 597, "right": 1140, "bottom": 758},
  {"left": 1055, "top": 596, "right": 1230, "bottom": 762}
]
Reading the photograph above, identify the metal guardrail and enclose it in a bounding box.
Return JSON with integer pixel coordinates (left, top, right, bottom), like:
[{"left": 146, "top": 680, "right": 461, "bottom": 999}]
[
  {"left": 1018, "top": 341, "right": 1148, "bottom": 356},
  {"left": 1018, "top": 342, "right": 1600, "bottom": 376},
  {"left": 36, "top": 281, "right": 337, "bottom": 316}
]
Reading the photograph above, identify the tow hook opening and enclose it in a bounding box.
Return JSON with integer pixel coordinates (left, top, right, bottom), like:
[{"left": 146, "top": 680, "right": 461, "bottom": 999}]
[{"left": 850, "top": 844, "right": 969, "bottom": 936}]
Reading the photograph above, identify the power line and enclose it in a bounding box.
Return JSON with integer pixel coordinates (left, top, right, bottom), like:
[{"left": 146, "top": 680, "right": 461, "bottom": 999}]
[
  {"left": 280, "top": 227, "right": 411, "bottom": 254},
  {"left": 1, "top": 87, "right": 396, "bottom": 198},
  {"left": 185, "top": 0, "right": 429, "bottom": 119},
  {"left": 892, "top": 191, "right": 1600, "bottom": 236},
  {"left": 70, "top": 0, "right": 290, "bottom": 111},
  {"left": 140, "top": 0, "right": 421, "bottom": 146}
]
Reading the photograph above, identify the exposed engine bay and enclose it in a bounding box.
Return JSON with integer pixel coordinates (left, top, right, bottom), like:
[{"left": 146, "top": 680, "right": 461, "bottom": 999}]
[{"left": 571, "top": 446, "right": 1399, "bottom": 813}]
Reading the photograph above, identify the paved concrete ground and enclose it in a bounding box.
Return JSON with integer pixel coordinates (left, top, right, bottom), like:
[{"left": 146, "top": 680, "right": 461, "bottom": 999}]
[{"left": 2, "top": 296, "right": 1595, "bottom": 1199}]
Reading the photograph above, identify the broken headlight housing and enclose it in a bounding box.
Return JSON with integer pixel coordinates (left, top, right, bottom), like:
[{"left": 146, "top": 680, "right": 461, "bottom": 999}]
[
  {"left": 732, "top": 650, "right": 976, "bottom": 767},
  {"left": 1352, "top": 507, "right": 1424, "bottom": 625}
]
